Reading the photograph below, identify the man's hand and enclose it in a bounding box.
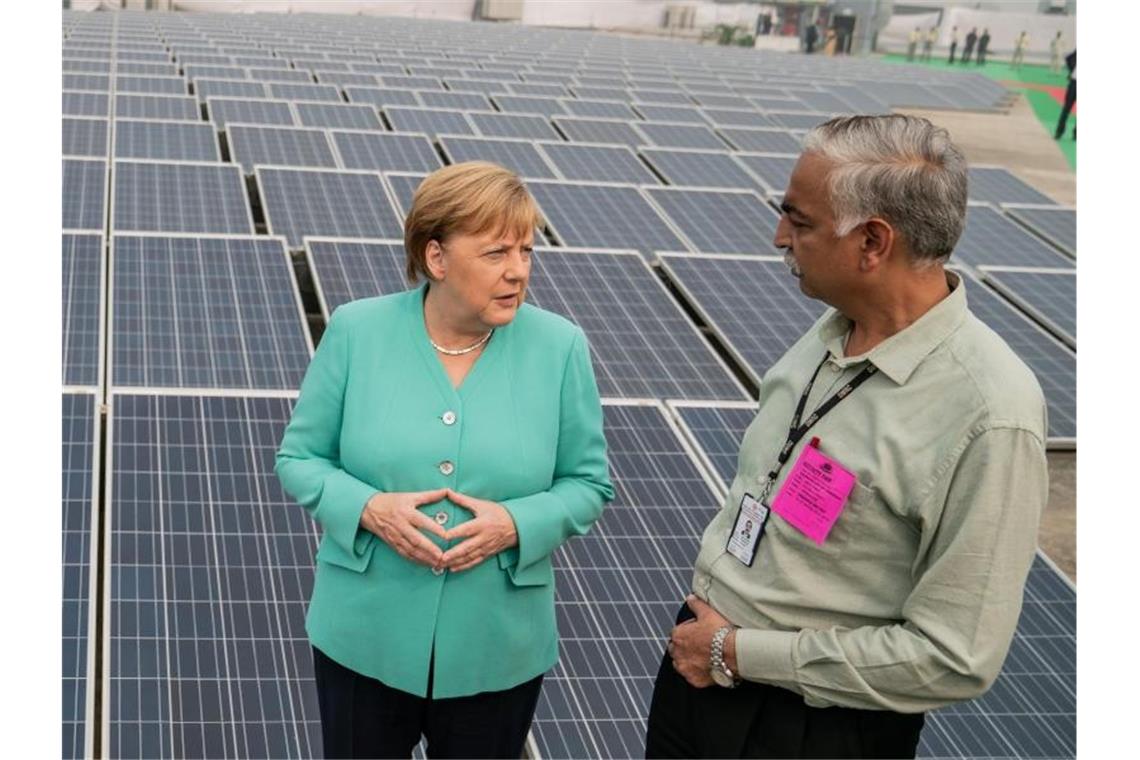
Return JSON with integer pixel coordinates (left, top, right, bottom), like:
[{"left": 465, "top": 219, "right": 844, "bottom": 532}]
[
  {"left": 440, "top": 489, "right": 519, "bottom": 572},
  {"left": 359, "top": 489, "right": 449, "bottom": 567},
  {"left": 668, "top": 594, "right": 735, "bottom": 688}
]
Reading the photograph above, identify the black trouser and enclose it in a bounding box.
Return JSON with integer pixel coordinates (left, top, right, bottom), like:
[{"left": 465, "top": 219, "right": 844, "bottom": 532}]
[
  {"left": 645, "top": 605, "right": 925, "bottom": 759},
  {"left": 948, "top": 42, "right": 957, "bottom": 63},
  {"left": 1055, "top": 78, "right": 1077, "bottom": 138},
  {"left": 312, "top": 646, "right": 543, "bottom": 759}
]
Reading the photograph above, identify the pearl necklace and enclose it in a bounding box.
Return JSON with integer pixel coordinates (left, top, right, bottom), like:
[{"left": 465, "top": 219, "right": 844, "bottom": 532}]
[{"left": 429, "top": 329, "right": 493, "bottom": 356}]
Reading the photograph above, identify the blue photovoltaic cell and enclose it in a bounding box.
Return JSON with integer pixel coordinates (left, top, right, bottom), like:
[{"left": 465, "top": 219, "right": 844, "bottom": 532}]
[
  {"left": 528, "top": 182, "right": 688, "bottom": 258},
  {"left": 981, "top": 269, "right": 1076, "bottom": 346},
  {"left": 194, "top": 78, "right": 268, "bottom": 102},
  {"left": 112, "top": 161, "right": 253, "bottom": 234},
  {"left": 631, "top": 103, "right": 706, "bottom": 124},
  {"left": 560, "top": 99, "right": 638, "bottom": 120},
  {"left": 64, "top": 118, "right": 109, "bottom": 157},
  {"left": 963, "top": 277, "right": 1076, "bottom": 442},
  {"left": 63, "top": 233, "right": 104, "bottom": 387},
  {"left": 306, "top": 239, "right": 408, "bottom": 316},
  {"left": 1004, "top": 206, "right": 1076, "bottom": 258},
  {"left": 293, "top": 101, "right": 384, "bottom": 130},
  {"left": 639, "top": 149, "right": 761, "bottom": 190},
  {"left": 636, "top": 122, "right": 727, "bottom": 150},
  {"left": 553, "top": 117, "right": 646, "bottom": 148},
  {"left": 383, "top": 173, "right": 427, "bottom": 217},
  {"left": 107, "top": 393, "right": 322, "bottom": 760},
  {"left": 438, "top": 136, "right": 557, "bottom": 179},
  {"left": 717, "top": 127, "right": 802, "bottom": 154},
  {"left": 491, "top": 95, "right": 568, "bottom": 117},
  {"left": 658, "top": 255, "right": 825, "bottom": 385},
  {"left": 258, "top": 167, "right": 403, "bottom": 249},
  {"left": 969, "top": 167, "right": 1057, "bottom": 206},
  {"left": 63, "top": 158, "right": 106, "bottom": 231},
  {"left": 113, "top": 120, "right": 220, "bottom": 162},
  {"left": 268, "top": 81, "right": 344, "bottom": 102},
  {"left": 532, "top": 402, "right": 721, "bottom": 760},
  {"left": 63, "top": 391, "right": 97, "bottom": 760},
  {"left": 64, "top": 90, "right": 111, "bottom": 117},
  {"left": 766, "top": 111, "right": 832, "bottom": 130},
  {"left": 646, "top": 188, "right": 781, "bottom": 256},
  {"left": 468, "top": 112, "right": 562, "bottom": 140},
  {"left": 111, "top": 235, "right": 311, "bottom": 389},
  {"left": 668, "top": 404, "right": 1076, "bottom": 760},
  {"left": 331, "top": 131, "right": 442, "bottom": 173},
  {"left": 115, "top": 93, "right": 200, "bottom": 121},
  {"left": 385, "top": 106, "right": 475, "bottom": 137},
  {"left": 207, "top": 97, "right": 297, "bottom": 128},
  {"left": 227, "top": 125, "right": 338, "bottom": 173},
  {"left": 416, "top": 90, "right": 494, "bottom": 112},
  {"left": 345, "top": 86, "right": 421, "bottom": 109},
  {"left": 732, "top": 153, "right": 797, "bottom": 194},
  {"left": 538, "top": 142, "right": 659, "bottom": 184},
  {"left": 700, "top": 108, "right": 774, "bottom": 128},
  {"left": 525, "top": 249, "right": 746, "bottom": 400},
  {"left": 952, "top": 206, "right": 1075, "bottom": 270},
  {"left": 116, "top": 75, "right": 187, "bottom": 96}
]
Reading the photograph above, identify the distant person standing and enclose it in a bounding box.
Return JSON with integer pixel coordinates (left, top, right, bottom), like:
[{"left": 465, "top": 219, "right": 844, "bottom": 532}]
[
  {"left": 907, "top": 27, "right": 920, "bottom": 61},
  {"left": 1054, "top": 49, "right": 1076, "bottom": 140},
  {"left": 1050, "top": 31, "right": 1064, "bottom": 73},
  {"left": 1012, "top": 31, "right": 1029, "bottom": 69},
  {"left": 977, "top": 28, "right": 991, "bottom": 65},
  {"left": 805, "top": 22, "right": 819, "bottom": 54},
  {"left": 824, "top": 28, "right": 839, "bottom": 56},
  {"left": 948, "top": 26, "right": 959, "bottom": 63},
  {"left": 922, "top": 26, "right": 937, "bottom": 62},
  {"left": 962, "top": 27, "right": 978, "bottom": 64}
]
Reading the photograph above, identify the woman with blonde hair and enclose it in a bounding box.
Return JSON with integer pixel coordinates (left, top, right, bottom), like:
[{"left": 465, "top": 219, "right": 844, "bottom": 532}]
[{"left": 276, "top": 161, "right": 614, "bottom": 758}]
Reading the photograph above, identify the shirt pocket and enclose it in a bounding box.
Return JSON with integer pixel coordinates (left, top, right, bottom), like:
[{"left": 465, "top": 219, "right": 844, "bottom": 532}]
[{"left": 838, "top": 480, "right": 920, "bottom": 565}]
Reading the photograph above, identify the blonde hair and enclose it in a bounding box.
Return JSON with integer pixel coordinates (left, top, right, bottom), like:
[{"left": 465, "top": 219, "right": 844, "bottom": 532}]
[{"left": 403, "top": 161, "right": 543, "bottom": 283}]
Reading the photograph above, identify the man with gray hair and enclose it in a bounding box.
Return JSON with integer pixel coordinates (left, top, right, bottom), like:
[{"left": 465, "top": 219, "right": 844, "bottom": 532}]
[{"left": 645, "top": 115, "right": 1048, "bottom": 759}]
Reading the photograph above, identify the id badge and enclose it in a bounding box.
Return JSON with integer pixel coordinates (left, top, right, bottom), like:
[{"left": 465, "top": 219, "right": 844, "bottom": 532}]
[
  {"left": 726, "top": 492, "right": 770, "bottom": 566},
  {"left": 769, "top": 442, "right": 856, "bottom": 545}
]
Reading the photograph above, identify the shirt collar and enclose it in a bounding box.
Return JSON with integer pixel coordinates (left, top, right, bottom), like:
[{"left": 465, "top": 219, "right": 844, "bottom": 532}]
[{"left": 816, "top": 271, "right": 968, "bottom": 386}]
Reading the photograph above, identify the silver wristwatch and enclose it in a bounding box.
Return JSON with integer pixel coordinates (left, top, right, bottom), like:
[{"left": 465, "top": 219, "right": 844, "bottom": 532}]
[{"left": 710, "top": 625, "right": 741, "bottom": 688}]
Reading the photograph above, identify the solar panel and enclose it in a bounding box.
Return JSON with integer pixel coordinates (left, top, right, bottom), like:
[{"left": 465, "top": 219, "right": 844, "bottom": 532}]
[
  {"left": 531, "top": 400, "right": 723, "bottom": 760},
  {"left": 305, "top": 237, "right": 408, "bottom": 317},
  {"left": 796, "top": 90, "right": 852, "bottom": 113},
  {"left": 537, "top": 141, "right": 659, "bottom": 184},
  {"left": 552, "top": 117, "right": 647, "bottom": 148},
  {"left": 345, "top": 85, "right": 421, "bottom": 108},
  {"left": 329, "top": 130, "right": 441, "bottom": 173},
  {"left": 63, "top": 233, "right": 105, "bottom": 387},
  {"left": 64, "top": 90, "right": 110, "bottom": 117},
  {"left": 953, "top": 205, "right": 1075, "bottom": 270},
  {"left": 63, "top": 158, "right": 107, "bottom": 231},
  {"left": 105, "top": 392, "right": 322, "bottom": 760},
  {"left": 64, "top": 72, "right": 110, "bottom": 91},
  {"left": 700, "top": 108, "right": 774, "bottom": 128},
  {"left": 314, "top": 70, "right": 381, "bottom": 87},
  {"left": 268, "top": 81, "right": 344, "bottom": 102},
  {"left": 639, "top": 148, "right": 763, "bottom": 191},
  {"left": 1002, "top": 204, "right": 1076, "bottom": 259},
  {"left": 64, "top": 117, "right": 109, "bottom": 157},
  {"left": 438, "top": 135, "right": 558, "bottom": 179},
  {"left": 63, "top": 391, "right": 99, "bottom": 760},
  {"left": 524, "top": 248, "right": 747, "bottom": 400},
  {"left": 664, "top": 400, "right": 1076, "bottom": 760},
  {"left": 113, "top": 119, "right": 220, "bottom": 162},
  {"left": 109, "top": 234, "right": 312, "bottom": 389},
  {"left": 732, "top": 152, "right": 797, "bottom": 194},
  {"left": 561, "top": 99, "right": 640, "bottom": 120},
  {"left": 717, "top": 127, "right": 802, "bottom": 153},
  {"left": 195, "top": 77, "right": 268, "bottom": 102},
  {"left": 959, "top": 272, "right": 1076, "bottom": 444},
  {"left": 206, "top": 97, "right": 297, "bottom": 128},
  {"left": 227, "top": 124, "right": 338, "bottom": 173},
  {"left": 444, "top": 77, "right": 510, "bottom": 95},
  {"left": 658, "top": 253, "right": 826, "bottom": 385},
  {"left": 383, "top": 172, "right": 428, "bottom": 217},
  {"left": 116, "top": 93, "right": 200, "bottom": 121},
  {"left": 385, "top": 106, "right": 475, "bottom": 137},
  {"left": 628, "top": 88, "right": 693, "bottom": 105},
  {"left": 508, "top": 82, "right": 570, "bottom": 98},
  {"left": 765, "top": 110, "right": 834, "bottom": 130},
  {"left": 634, "top": 121, "right": 728, "bottom": 150},
  {"left": 969, "top": 166, "right": 1057, "bottom": 206},
  {"left": 112, "top": 160, "right": 253, "bottom": 235},
  {"left": 650, "top": 187, "right": 784, "bottom": 256},
  {"left": 569, "top": 85, "right": 629, "bottom": 102},
  {"left": 416, "top": 90, "right": 494, "bottom": 112},
  {"left": 690, "top": 92, "right": 748, "bottom": 109},
  {"left": 249, "top": 67, "right": 314, "bottom": 84},
  {"left": 257, "top": 166, "right": 403, "bottom": 249},
  {"left": 117, "top": 74, "right": 188, "bottom": 96},
  {"left": 630, "top": 103, "right": 705, "bottom": 124},
  {"left": 468, "top": 111, "right": 562, "bottom": 140},
  {"left": 378, "top": 74, "right": 445, "bottom": 90},
  {"left": 527, "top": 181, "right": 690, "bottom": 258},
  {"left": 979, "top": 267, "right": 1076, "bottom": 348},
  {"left": 292, "top": 100, "right": 384, "bottom": 130}
]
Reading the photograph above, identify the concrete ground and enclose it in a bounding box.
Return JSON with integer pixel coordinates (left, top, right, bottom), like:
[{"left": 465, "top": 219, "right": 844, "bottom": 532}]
[{"left": 896, "top": 96, "right": 1077, "bottom": 583}]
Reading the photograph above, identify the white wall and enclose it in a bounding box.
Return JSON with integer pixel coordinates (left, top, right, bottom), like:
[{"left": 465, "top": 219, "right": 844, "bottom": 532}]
[
  {"left": 939, "top": 7, "right": 1075, "bottom": 57},
  {"left": 172, "top": 0, "right": 477, "bottom": 20}
]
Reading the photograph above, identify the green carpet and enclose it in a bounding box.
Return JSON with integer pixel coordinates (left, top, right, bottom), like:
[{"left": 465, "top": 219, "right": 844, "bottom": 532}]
[{"left": 879, "top": 53, "right": 1075, "bottom": 170}]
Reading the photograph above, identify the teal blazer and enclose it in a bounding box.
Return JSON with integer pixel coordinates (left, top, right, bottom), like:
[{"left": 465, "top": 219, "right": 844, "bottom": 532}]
[{"left": 275, "top": 283, "right": 614, "bottom": 698}]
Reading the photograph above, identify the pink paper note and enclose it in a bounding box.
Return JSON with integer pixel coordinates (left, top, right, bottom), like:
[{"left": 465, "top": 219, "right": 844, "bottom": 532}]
[{"left": 770, "top": 444, "right": 856, "bottom": 545}]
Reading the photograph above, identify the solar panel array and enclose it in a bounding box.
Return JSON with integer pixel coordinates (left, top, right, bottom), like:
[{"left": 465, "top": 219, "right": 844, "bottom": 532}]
[
  {"left": 980, "top": 268, "right": 1076, "bottom": 348},
  {"left": 63, "top": 9, "right": 1076, "bottom": 760}
]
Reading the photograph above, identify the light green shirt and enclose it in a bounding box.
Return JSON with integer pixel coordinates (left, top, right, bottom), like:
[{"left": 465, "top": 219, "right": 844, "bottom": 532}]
[{"left": 691, "top": 272, "right": 1049, "bottom": 713}]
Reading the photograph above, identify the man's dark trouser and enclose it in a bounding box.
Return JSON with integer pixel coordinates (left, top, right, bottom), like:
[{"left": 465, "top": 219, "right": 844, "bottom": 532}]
[
  {"left": 644, "top": 604, "right": 925, "bottom": 759},
  {"left": 1055, "top": 79, "right": 1077, "bottom": 138},
  {"left": 948, "top": 42, "right": 957, "bottom": 63}
]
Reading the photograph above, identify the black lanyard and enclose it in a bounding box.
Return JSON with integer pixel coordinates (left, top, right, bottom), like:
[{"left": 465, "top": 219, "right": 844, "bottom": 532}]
[{"left": 764, "top": 353, "right": 878, "bottom": 488}]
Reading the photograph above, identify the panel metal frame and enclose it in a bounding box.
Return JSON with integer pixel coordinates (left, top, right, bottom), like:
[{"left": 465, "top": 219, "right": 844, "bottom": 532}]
[
  {"left": 302, "top": 235, "right": 405, "bottom": 321},
  {"left": 224, "top": 121, "right": 340, "bottom": 173},
  {"left": 636, "top": 146, "right": 768, "bottom": 189},
  {"left": 64, "top": 157, "right": 109, "bottom": 233},
  {"left": 730, "top": 151, "right": 800, "bottom": 195},
  {"left": 532, "top": 139, "right": 658, "bottom": 184},
  {"left": 663, "top": 398, "right": 760, "bottom": 497},
  {"left": 112, "top": 117, "right": 223, "bottom": 162},
  {"left": 977, "top": 265, "right": 1077, "bottom": 350},
  {"left": 999, "top": 202, "right": 1077, "bottom": 260},
  {"left": 110, "top": 158, "right": 255, "bottom": 235},
  {"left": 204, "top": 96, "right": 298, "bottom": 129},
  {"left": 436, "top": 133, "right": 561, "bottom": 178},
  {"left": 63, "top": 230, "right": 108, "bottom": 391},
  {"left": 326, "top": 128, "right": 438, "bottom": 174},
  {"left": 289, "top": 99, "right": 386, "bottom": 131}
]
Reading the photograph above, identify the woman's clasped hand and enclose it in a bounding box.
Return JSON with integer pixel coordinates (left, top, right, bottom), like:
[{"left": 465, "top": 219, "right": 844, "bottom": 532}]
[{"left": 359, "top": 488, "right": 519, "bottom": 572}]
